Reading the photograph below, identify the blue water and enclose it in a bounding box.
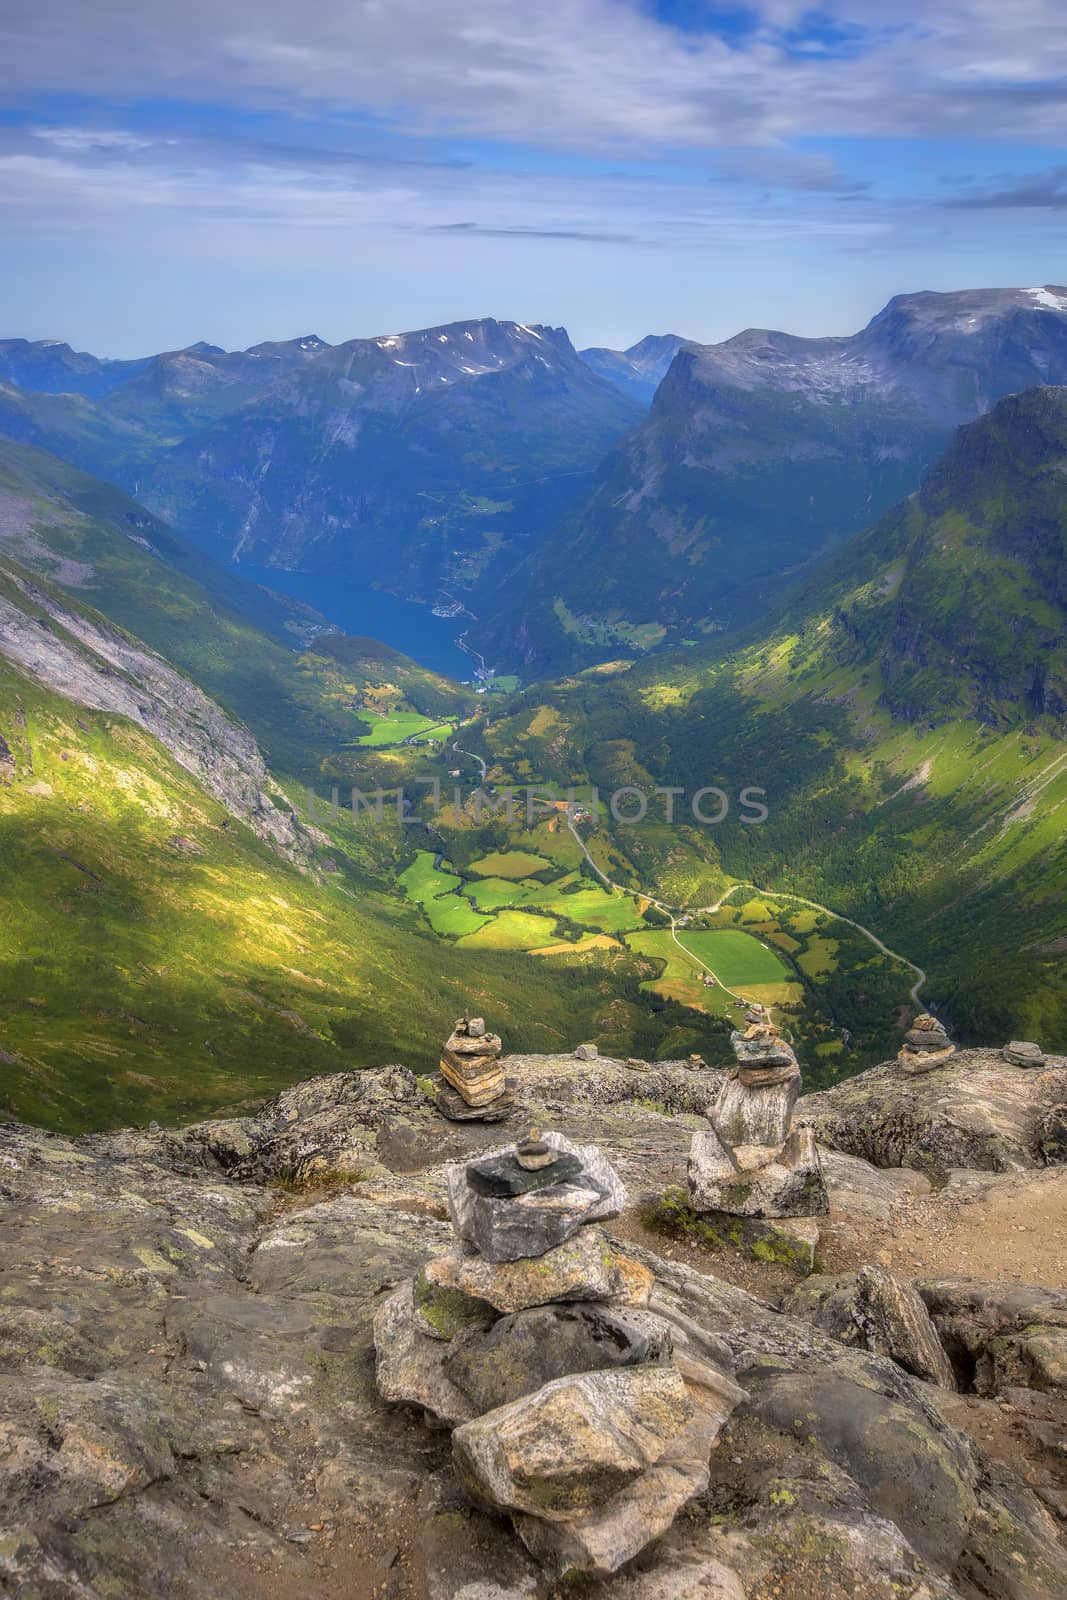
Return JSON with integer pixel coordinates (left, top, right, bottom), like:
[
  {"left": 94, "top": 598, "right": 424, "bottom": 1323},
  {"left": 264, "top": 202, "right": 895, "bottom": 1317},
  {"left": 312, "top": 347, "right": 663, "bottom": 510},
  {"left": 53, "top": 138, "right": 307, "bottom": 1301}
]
[{"left": 233, "top": 564, "right": 476, "bottom": 680}]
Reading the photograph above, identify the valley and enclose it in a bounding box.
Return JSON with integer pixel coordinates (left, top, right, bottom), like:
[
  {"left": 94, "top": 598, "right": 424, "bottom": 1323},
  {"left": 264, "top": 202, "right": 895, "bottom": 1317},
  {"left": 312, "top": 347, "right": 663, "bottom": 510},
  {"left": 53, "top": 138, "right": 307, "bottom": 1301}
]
[{"left": 1, "top": 297, "right": 1066, "bottom": 1134}]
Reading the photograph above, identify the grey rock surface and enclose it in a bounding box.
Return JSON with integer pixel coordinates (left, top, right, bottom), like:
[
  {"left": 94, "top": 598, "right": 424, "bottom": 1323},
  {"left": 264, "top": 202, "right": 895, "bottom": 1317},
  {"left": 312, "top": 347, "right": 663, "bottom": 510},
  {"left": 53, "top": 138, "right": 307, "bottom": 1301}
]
[
  {"left": 2, "top": 1063, "right": 1067, "bottom": 1599},
  {"left": 789, "top": 1265, "right": 958, "bottom": 1388},
  {"left": 709, "top": 1072, "right": 801, "bottom": 1148},
  {"left": 916, "top": 1277, "right": 1067, "bottom": 1397},
  {"left": 688, "top": 1123, "right": 829, "bottom": 1218},
  {"left": 800, "top": 1049, "right": 1067, "bottom": 1171}
]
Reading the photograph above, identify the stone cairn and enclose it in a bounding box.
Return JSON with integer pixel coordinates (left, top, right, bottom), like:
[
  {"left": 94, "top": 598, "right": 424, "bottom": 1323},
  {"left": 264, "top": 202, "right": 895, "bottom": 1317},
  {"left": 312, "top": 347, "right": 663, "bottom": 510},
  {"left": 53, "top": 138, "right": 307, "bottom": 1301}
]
[
  {"left": 686, "top": 1005, "right": 828, "bottom": 1256},
  {"left": 373, "top": 1127, "right": 745, "bottom": 1578},
  {"left": 435, "top": 1011, "right": 515, "bottom": 1121},
  {"left": 1003, "top": 1039, "right": 1046, "bottom": 1068},
  {"left": 898, "top": 1012, "right": 956, "bottom": 1074}
]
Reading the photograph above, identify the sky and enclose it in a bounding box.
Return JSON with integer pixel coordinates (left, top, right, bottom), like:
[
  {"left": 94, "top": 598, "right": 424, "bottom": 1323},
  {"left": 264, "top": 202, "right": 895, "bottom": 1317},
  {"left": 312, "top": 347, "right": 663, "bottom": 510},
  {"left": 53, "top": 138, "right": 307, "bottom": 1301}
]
[{"left": 2, "top": 0, "right": 1067, "bottom": 355}]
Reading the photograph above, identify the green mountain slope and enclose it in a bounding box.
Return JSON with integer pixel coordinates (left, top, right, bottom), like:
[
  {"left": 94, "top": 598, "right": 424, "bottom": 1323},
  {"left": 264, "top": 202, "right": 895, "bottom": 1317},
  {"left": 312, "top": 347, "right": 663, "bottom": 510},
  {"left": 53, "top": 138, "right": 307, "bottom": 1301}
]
[
  {"left": 0, "top": 650, "right": 672, "bottom": 1132},
  {"left": 482, "top": 388, "right": 1067, "bottom": 1051},
  {"left": 0, "top": 451, "right": 695, "bottom": 1131}
]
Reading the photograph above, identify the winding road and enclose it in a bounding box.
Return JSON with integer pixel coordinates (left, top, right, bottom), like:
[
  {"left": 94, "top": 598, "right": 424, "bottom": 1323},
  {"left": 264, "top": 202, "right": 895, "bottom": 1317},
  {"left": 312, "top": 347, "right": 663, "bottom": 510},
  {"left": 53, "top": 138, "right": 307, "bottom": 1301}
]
[{"left": 563, "top": 810, "right": 927, "bottom": 1009}]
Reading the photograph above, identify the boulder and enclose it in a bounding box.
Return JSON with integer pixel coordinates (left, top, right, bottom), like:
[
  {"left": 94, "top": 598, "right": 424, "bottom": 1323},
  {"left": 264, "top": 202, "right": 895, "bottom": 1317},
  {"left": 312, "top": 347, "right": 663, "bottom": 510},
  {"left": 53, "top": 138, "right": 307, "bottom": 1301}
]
[
  {"left": 442, "top": 1304, "right": 666, "bottom": 1412},
  {"left": 574, "top": 1042, "right": 599, "bottom": 1061},
  {"left": 372, "top": 1279, "right": 480, "bottom": 1425},
  {"left": 688, "top": 1123, "right": 829, "bottom": 1218},
  {"left": 512, "top": 1404, "right": 727, "bottom": 1578},
  {"left": 446, "top": 1132, "right": 626, "bottom": 1262},
  {"left": 916, "top": 1277, "right": 1067, "bottom": 1396},
  {"left": 448, "top": 1171, "right": 609, "bottom": 1262},
  {"left": 452, "top": 1364, "right": 693, "bottom": 1517},
  {"left": 423, "top": 1228, "right": 653, "bottom": 1314},
  {"left": 709, "top": 1072, "right": 801, "bottom": 1148},
  {"left": 452, "top": 1362, "right": 739, "bottom": 1575},
  {"left": 454, "top": 1364, "right": 692, "bottom": 1514},
  {"left": 790, "top": 1265, "right": 957, "bottom": 1389},
  {"left": 1004, "top": 1041, "right": 1046, "bottom": 1068},
  {"left": 800, "top": 1049, "right": 1067, "bottom": 1172}
]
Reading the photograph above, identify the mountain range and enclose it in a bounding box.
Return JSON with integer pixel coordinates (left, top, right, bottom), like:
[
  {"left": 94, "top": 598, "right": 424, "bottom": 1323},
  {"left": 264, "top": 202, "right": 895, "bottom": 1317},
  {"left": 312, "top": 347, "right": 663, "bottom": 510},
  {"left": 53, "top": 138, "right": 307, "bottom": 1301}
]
[
  {"left": 0, "top": 321, "right": 642, "bottom": 604},
  {"left": 486, "top": 286, "right": 1067, "bottom": 673},
  {"left": 577, "top": 333, "right": 691, "bottom": 403}
]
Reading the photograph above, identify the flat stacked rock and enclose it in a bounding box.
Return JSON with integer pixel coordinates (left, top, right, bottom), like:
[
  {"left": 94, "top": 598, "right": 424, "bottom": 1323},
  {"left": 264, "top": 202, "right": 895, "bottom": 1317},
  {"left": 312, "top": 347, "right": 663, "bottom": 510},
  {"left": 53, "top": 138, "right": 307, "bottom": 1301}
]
[
  {"left": 1003, "top": 1039, "right": 1046, "bottom": 1068},
  {"left": 436, "top": 1012, "right": 516, "bottom": 1121},
  {"left": 686, "top": 1007, "right": 827, "bottom": 1262},
  {"left": 898, "top": 1013, "right": 956, "bottom": 1075},
  {"left": 373, "top": 1128, "right": 746, "bottom": 1577}
]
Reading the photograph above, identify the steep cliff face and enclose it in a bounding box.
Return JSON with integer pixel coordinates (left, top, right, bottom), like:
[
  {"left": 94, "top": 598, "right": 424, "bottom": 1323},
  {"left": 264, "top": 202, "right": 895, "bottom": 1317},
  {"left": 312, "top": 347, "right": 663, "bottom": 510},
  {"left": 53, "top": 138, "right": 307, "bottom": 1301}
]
[{"left": 0, "top": 561, "right": 306, "bottom": 856}]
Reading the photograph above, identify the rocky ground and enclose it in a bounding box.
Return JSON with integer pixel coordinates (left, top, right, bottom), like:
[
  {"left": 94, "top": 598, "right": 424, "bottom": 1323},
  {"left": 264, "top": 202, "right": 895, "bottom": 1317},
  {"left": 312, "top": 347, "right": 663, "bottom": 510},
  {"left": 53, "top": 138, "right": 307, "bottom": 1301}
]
[{"left": 1, "top": 1048, "right": 1065, "bottom": 1599}]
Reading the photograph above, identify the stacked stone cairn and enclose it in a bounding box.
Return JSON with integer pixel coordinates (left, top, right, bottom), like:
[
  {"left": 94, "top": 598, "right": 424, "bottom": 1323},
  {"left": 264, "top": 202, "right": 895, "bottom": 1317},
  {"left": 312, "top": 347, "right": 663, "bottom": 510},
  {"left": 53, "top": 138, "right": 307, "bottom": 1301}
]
[
  {"left": 373, "top": 1127, "right": 746, "bottom": 1577},
  {"left": 1003, "top": 1039, "right": 1046, "bottom": 1068},
  {"left": 686, "top": 1005, "right": 828, "bottom": 1264},
  {"left": 898, "top": 1012, "right": 956, "bottom": 1074},
  {"left": 435, "top": 1011, "right": 515, "bottom": 1121}
]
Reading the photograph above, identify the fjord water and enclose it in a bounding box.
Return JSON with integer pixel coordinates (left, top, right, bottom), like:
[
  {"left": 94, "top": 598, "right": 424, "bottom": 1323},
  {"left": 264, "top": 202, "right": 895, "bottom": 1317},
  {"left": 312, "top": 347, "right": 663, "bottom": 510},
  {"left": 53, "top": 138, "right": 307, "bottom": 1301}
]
[{"left": 234, "top": 562, "right": 476, "bottom": 679}]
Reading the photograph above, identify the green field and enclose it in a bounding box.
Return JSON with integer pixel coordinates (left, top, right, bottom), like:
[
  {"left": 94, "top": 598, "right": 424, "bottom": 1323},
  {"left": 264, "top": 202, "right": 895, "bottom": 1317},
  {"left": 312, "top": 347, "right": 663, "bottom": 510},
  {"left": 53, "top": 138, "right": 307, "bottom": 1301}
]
[
  {"left": 355, "top": 711, "right": 451, "bottom": 747},
  {"left": 675, "top": 929, "right": 790, "bottom": 987},
  {"left": 466, "top": 875, "right": 537, "bottom": 911},
  {"left": 398, "top": 851, "right": 463, "bottom": 902},
  {"left": 469, "top": 849, "right": 552, "bottom": 879},
  {"left": 422, "top": 894, "right": 492, "bottom": 938},
  {"left": 623, "top": 930, "right": 736, "bottom": 1017},
  {"left": 397, "top": 850, "right": 491, "bottom": 937},
  {"left": 456, "top": 909, "right": 558, "bottom": 951},
  {"left": 534, "top": 885, "right": 644, "bottom": 934}
]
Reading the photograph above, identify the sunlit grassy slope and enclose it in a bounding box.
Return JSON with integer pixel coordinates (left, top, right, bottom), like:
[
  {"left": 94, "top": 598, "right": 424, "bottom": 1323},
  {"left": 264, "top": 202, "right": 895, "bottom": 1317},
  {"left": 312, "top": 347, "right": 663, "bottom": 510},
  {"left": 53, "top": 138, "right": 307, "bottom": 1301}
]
[{"left": 0, "top": 661, "right": 699, "bottom": 1132}]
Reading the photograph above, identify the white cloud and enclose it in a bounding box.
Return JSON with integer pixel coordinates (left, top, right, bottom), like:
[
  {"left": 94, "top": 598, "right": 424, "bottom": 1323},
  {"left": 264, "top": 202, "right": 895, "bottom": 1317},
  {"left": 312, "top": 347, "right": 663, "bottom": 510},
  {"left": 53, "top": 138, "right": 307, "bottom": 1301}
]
[
  {"left": 4, "top": 0, "right": 1067, "bottom": 151},
  {"left": 30, "top": 127, "right": 164, "bottom": 153}
]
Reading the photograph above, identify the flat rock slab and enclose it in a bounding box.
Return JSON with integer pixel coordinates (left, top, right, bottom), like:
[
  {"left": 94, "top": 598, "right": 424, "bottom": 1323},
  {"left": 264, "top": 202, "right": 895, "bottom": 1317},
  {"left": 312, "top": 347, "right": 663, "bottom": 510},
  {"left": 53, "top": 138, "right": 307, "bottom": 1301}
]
[
  {"left": 425, "top": 1228, "right": 653, "bottom": 1314},
  {"left": 435, "top": 1074, "right": 516, "bottom": 1122},
  {"left": 465, "top": 1150, "right": 584, "bottom": 1197}
]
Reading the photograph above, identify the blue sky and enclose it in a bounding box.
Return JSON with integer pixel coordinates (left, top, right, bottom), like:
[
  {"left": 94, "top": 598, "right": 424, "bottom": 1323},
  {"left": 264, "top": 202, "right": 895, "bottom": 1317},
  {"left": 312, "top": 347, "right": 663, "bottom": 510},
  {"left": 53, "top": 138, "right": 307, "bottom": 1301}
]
[{"left": 2, "top": 0, "right": 1067, "bottom": 355}]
